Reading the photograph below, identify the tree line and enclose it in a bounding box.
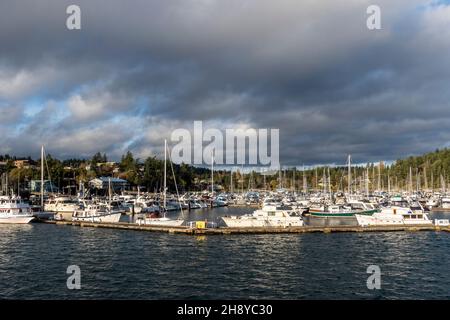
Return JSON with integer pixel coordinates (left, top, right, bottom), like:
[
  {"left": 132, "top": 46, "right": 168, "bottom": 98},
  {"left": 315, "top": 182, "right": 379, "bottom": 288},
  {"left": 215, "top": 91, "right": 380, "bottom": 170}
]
[{"left": 1, "top": 148, "right": 450, "bottom": 194}]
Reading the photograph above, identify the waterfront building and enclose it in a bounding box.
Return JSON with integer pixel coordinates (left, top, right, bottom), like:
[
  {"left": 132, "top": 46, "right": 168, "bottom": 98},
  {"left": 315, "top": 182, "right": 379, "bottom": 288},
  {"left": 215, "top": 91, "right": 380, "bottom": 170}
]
[{"left": 89, "top": 177, "right": 128, "bottom": 191}]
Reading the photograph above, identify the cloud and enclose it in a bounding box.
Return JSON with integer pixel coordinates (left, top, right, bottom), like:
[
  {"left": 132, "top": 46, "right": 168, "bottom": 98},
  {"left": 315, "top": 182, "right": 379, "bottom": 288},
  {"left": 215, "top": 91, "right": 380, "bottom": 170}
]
[{"left": 0, "top": 0, "right": 449, "bottom": 165}]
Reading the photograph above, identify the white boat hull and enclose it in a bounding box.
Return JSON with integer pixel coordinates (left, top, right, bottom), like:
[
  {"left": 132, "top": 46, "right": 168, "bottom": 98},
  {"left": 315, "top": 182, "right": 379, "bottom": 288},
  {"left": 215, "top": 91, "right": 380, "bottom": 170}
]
[
  {"left": 222, "top": 217, "right": 269, "bottom": 228},
  {"left": 222, "top": 216, "right": 303, "bottom": 228},
  {"left": 0, "top": 216, "right": 35, "bottom": 224},
  {"left": 141, "top": 217, "right": 184, "bottom": 226},
  {"left": 355, "top": 214, "right": 404, "bottom": 226},
  {"left": 73, "top": 212, "right": 122, "bottom": 223}
]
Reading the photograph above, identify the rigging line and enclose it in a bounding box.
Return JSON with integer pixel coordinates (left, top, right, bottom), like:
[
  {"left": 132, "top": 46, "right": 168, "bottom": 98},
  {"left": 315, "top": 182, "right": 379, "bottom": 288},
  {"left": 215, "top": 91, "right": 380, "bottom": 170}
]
[{"left": 43, "top": 148, "right": 54, "bottom": 194}]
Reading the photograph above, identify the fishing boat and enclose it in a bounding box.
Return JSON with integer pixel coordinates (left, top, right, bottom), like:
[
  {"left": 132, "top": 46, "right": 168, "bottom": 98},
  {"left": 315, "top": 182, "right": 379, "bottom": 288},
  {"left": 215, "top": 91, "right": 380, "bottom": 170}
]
[
  {"left": 0, "top": 196, "right": 35, "bottom": 224},
  {"left": 221, "top": 205, "right": 304, "bottom": 228}
]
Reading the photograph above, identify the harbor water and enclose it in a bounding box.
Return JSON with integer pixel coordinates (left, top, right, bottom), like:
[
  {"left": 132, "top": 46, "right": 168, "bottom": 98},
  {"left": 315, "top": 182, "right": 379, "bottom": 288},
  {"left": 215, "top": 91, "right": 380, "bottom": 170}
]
[{"left": 0, "top": 208, "right": 449, "bottom": 299}]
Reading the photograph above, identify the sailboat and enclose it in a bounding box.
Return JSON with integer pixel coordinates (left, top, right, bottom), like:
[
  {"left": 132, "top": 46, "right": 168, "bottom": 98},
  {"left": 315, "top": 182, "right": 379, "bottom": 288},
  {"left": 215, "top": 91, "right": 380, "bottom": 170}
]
[
  {"left": 30, "top": 145, "right": 55, "bottom": 220},
  {"left": 141, "top": 140, "right": 184, "bottom": 226}
]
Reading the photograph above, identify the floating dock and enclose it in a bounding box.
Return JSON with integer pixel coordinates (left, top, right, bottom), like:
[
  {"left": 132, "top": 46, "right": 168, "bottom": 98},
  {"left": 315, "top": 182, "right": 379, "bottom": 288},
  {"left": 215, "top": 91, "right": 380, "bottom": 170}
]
[{"left": 38, "top": 220, "right": 450, "bottom": 235}]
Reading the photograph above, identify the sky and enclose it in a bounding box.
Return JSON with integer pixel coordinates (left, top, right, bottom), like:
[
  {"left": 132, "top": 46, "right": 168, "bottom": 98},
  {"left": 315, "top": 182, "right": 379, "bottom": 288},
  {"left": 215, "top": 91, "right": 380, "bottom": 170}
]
[{"left": 1, "top": 0, "right": 450, "bottom": 166}]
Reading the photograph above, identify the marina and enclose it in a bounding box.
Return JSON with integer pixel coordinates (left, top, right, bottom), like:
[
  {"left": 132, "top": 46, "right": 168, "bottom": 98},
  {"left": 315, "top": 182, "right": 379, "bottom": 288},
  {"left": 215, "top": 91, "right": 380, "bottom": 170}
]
[
  {"left": 3, "top": 147, "right": 450, "bottom": 300},
  {"left": 3, "top": 0, "right": 450, "bottom": 305},
  {"left": 2, "top": 147, "right": 450, "bottom": 235},
  {"left": 1, "top": 214, "right": 449, "bottom": 300}
]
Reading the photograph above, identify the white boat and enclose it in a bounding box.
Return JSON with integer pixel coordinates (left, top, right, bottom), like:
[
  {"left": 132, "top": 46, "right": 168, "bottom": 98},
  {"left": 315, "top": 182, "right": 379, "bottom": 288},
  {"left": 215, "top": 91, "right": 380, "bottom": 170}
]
[
  {"left": 441, "top": 197, "right": 450, "bottom": 209},
  {"left": 0, "top": 196, "right": 35, "bottom": 224},
  {"left": 198, "top": 200, "right": 208, "bottom": 208},
  {"left": 355, "top": 203, "right": 432, "bottom": 226},
  {"left": 188, "top": 200, "right": 202, "bottom": 209},
  {"left": 435, "top": 219, "right": 450, "bottom": 226},
  {"left": 45, "top": 196, "right": 82, "bottom": 221},
  {"left": 140, "top": 216, "right": 184, "bottom": 226},
  {"left": 72, "top": 204, "right": 122, "bottom": 223},
  {"left": 426, "top": 197, "right": 440, "bottom": 210},
  {"left": 222, "top": 205, "right": 304, "bottom": 228},
  {"left": 215, "top": 196, "right": 229, "bottom": 206},
  {"left": 141, "top": 140, "right": 184, "bottom": 227},
  {"left": 133, "top": 197, "right": 160, "bottom": 214}
]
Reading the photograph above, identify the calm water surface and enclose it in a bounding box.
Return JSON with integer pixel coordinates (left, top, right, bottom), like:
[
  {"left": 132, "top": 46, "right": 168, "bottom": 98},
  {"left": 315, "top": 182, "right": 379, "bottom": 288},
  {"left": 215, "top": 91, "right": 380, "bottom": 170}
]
[{"left": 0, "top": 208, "right": 449, "bottom": 299}]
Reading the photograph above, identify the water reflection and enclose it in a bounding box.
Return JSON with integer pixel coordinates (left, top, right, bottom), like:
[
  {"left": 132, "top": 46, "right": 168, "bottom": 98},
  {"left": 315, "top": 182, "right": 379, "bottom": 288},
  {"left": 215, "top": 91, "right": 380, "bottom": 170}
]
[{"left": 0, "top": 211, "right": 448, "bottom": 299}]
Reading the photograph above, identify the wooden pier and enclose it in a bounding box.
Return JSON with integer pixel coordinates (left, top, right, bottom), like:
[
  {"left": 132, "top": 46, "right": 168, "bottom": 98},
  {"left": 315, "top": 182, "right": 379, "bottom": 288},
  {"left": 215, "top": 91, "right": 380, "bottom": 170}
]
[{"left": 38, "top": 220, "right": 450, "bottom": 235}]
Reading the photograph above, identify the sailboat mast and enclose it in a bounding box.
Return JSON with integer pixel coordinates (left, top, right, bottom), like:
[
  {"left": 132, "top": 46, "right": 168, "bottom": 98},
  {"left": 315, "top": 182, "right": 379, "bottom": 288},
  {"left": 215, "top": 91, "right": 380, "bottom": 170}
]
[
  {"left": 279, "top": 166, "right": 282, "bottom": 189},
  {"left": 41, "top": 145, "right": 44, "bottom": 210},
  {"left": 303, "top": 165, "right": 307, "bottom": 194},
  {"left": 315, "top": 168, "right": 318, "bottom": 191},
  {"left": 366, "top": 166, "right": 369, "bottom": 198},
  {"left": 388, "top": 170, "right": 391, "bottom": 194},
  {"left": 263, "top": 169, "right": 266, "bottom": 190},
  {"left": 241, "top": 164, "right": 244, "bottom": 194},
  {"left": 377, "top": 162, "right": 381, "bottom": 191},
  {"left": 230, "top": 168, "right": 233, "bottom": 193},
  {"left": 348, "top": 155, "right": 351, "bottom": 195},
  {"left": 211, "top": 151, "right": 214, "bottom": 194},
  {"left": 164, "top": 139, "right": 167, "bottom": 210},
  {"left": 409, "top": 166, "right": 413, "bottom": 193},
  {"left": 327, "top": 167, "right": 331, "bottom": 199},
  {"left": 108, "top": 177, "right": 112, "bottom": 210},
  {"left": 322, "top": 169, "right": 326, "bottom": 194}
]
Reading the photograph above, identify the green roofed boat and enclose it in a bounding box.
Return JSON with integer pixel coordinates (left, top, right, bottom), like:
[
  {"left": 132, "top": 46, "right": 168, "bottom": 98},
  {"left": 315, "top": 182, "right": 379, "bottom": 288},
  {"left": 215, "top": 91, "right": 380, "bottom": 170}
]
[{"left": 303, "top": 201, "right": 379, "bottom": 226}]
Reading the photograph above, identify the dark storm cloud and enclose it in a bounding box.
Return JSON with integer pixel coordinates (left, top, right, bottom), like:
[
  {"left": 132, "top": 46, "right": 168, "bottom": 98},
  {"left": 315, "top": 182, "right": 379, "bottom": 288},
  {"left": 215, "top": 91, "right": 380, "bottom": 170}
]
[{"left": 0, "top": 0, "right": 449, "bottom": 165}]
